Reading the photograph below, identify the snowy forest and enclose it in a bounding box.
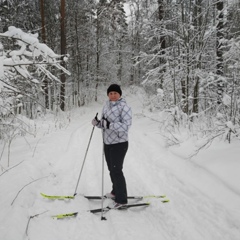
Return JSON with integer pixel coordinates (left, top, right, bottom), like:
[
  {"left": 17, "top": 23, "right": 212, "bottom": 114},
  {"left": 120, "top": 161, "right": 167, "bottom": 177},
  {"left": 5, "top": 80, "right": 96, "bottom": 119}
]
[
  {"left": 0, "top": 0, "right": 240, "bottom": 153},
  {"left": 1, "top": 0, "right": 240, "bottom": 147},
  {"left": 1, "top": 1, "right": 240, "bottom": 239}
]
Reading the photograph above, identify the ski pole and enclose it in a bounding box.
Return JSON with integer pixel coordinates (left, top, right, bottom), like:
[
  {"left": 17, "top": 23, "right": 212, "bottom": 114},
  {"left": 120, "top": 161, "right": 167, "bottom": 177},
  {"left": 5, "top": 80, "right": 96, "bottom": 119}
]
[
  {"left": 101, "top": 135, "right": 107, "bottom": 221},
  {"left": 73, "top": 113, "right": 98, "bottom": 196}
]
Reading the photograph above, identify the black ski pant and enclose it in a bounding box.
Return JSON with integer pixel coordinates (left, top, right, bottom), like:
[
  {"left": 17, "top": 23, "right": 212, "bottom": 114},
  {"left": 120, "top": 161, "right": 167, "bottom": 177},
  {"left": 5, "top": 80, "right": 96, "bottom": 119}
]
[{"left": 104, "top": 141, "right": 128, "bottom": 204}]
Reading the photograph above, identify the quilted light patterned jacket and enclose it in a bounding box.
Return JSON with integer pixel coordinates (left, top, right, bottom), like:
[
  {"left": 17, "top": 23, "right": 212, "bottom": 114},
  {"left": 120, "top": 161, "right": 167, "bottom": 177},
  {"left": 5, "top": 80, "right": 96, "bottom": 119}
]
[{"left": 99, "top": 98, "right": 132, "bottom": 145}]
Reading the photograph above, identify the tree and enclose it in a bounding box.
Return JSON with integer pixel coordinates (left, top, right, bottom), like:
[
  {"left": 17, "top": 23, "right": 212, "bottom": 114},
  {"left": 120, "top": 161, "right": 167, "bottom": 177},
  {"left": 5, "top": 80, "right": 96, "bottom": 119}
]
[
  {"left": 94, "top": 0, "right": 128, "bottom": 101},
  {"left": 192, "top": 0, "right": 203, "bottom": 114},
  {"left": 60, "top": 0, "right": 67, "bottom": 111},
  {"left": 216, "top": 0, "right": 224, "bottom": 104},
  {"left": 38, "top": 0, "right": 62, "bottom": 111},
  {"left": 40, "top": 0, "right": 49, "bottom": 109},
  {"left": 157, "top": 0, "right": 166, "bottom": 89},
  {"left": 128, "top": 0, "right": 144, "bottom": 85},
  {"left": 0, "top": 0, "right": 40, "bottom": 31}
]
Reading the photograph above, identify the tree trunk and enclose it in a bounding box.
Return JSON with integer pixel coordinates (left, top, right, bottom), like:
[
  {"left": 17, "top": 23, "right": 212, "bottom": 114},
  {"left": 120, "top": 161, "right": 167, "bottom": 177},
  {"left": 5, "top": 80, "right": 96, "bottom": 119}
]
[
  {"left": 158, "top": 0, "right": 166, "bottom": 63},
  {"left": 40, "top": 0, "right": 49, "bottom": 109},
  {"left": 95, "top": 16, "right": 100, "bottom": 102},
  {"left": 156, "top": 0, "right": 166, "bottom": 89},
  {"left": 192, "top": 0, "right": 203, "bottom": 114},
  {"left": 117, "top": 41, "right": 123, "bottom": 83},
  {"left": 60, "top": 0, "right": 66, "bottom": 111},
  {"left": 216, "top": 0, "right": 224, "bottom": 104}
]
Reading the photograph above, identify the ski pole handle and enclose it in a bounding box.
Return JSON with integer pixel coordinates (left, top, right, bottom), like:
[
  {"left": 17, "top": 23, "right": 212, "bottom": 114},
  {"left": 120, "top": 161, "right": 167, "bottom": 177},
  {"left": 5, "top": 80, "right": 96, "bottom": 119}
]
[{"left": 94, "top": 113, "right": 99, "bottom": 122}]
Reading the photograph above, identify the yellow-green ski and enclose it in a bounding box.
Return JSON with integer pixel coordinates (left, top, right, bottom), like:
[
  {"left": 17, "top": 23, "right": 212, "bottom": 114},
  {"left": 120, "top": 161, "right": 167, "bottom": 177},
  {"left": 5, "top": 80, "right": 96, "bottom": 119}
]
[
  {"left": 85, "top": 195, "right": 169, "bottom": 202},
  {"left": 53, "top": 212, "right": 78, "bottom": 219},
  {"left": 52, "top": 202, "right": 151, "bottom": 219},
  {"left": 41, "top": 192, "right": 75, "bottom": 200}
]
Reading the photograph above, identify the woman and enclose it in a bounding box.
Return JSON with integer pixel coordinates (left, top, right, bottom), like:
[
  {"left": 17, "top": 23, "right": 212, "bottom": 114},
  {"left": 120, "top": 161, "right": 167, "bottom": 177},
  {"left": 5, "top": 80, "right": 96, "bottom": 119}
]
[{"left": 92, "top": 84, "right": 132, "bottom": 209}]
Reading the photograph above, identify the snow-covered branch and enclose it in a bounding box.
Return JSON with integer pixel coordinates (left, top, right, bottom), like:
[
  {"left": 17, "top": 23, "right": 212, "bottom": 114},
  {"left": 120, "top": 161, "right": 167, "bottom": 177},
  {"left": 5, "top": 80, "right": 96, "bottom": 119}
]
[{"left": 0, "top": 26, "right": 70, "bottom": 93}]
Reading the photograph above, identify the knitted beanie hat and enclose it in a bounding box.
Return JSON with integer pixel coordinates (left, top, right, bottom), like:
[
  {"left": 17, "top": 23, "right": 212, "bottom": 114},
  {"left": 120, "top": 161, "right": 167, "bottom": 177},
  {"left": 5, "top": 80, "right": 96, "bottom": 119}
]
[{"left": 107, "top": 84, "right": 122, "bottom": 96}]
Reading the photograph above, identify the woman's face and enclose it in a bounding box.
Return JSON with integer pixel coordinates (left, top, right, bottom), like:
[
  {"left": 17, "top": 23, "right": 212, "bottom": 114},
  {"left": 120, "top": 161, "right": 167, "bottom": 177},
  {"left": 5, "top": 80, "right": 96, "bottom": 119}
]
[{"left": 108, "top": 91, "right": 121, "bottom": 101}]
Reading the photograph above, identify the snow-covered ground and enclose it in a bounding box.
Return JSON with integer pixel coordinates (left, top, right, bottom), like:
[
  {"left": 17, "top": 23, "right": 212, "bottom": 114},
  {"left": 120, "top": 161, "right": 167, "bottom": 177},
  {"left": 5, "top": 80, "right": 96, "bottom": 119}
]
[{"left": 0, "top": 87, "right": 240, "bottom": 240}]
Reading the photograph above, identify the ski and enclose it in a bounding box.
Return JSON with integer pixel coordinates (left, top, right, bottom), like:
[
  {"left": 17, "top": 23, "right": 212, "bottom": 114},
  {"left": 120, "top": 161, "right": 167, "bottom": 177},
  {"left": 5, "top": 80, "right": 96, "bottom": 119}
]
[
  {"left": 52, "top": 202, "right": 150, "bottom": 219},
  {"left": 53, "top": 212, "right": 78, "bottom": 219},
  {"left": 90, "top": 202, "right": 150, "bottom": 214},
  {"left": 41, "top": 192, "right": 168, "bottom": 201},
  {"left": 85, "top": 195, "right": 168, "bottom": 202},
  {"left": 40, "top": 192, "right": 75, "bottom": 200}
]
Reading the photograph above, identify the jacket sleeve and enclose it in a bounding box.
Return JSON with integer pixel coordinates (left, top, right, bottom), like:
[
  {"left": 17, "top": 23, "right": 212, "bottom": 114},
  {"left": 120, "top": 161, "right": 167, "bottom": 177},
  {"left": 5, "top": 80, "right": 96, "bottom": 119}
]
[{"left": 109, "top": 105, "right": 132, "bottom": 132}]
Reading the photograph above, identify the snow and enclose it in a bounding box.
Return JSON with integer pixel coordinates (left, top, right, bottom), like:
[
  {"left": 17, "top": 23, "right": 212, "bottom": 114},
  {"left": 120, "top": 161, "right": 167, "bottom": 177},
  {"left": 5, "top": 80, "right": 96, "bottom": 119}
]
[
  {"left": 0, "top": 87, "right": 240, "bottom": 240},
  {"left": 0, "top": 26, "right": 71, "bottom": 86},
  {"left": 1, "top": 26, "right": 59, "bottom": 59}
]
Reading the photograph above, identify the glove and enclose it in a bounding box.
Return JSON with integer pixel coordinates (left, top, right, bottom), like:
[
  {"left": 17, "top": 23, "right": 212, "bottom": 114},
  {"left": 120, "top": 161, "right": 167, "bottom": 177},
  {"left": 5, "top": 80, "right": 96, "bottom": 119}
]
[
  {"left": 101, "top": 118, "right": 110, "bottom": 129},
  {"left": 92, "top": 115, "right": 100, "bottom": 126}
]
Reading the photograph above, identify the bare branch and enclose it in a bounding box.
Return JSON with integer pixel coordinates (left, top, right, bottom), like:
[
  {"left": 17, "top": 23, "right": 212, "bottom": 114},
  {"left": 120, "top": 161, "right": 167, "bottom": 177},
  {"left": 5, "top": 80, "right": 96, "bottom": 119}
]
[
  {"left": 11, "top": 176, "right": 48, "bottom": 205},
  {"left": 0, "top": 160, "right": 25, "bottom": 177},
  {"left": 25, "top": 210, "right": 48, "bottom": 237}
]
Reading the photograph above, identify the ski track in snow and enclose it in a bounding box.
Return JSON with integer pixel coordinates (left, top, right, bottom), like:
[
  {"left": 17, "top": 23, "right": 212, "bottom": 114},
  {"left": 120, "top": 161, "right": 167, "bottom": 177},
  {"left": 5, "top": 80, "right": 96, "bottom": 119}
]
[
  {"left": 128, "top": 114, "right": 239, "bottom": 240},
  {"left": 1, "top": 96, "right": 240, "bottom": 240}
]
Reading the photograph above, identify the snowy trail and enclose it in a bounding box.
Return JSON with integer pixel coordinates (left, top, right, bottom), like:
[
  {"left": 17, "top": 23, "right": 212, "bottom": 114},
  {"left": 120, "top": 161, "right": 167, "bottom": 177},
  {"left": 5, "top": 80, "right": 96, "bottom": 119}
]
[
  {"left": 1, "top": 93, "right": 240, "bottom": 240},
  {"left": 125, "top": 110, "right": 240, "bottom": 240}
]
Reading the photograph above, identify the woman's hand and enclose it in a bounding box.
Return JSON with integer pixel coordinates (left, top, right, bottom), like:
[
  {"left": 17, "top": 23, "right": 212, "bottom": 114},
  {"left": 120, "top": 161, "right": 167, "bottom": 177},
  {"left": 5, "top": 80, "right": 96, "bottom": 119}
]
[{"left": 101, "top": 118, "right": 110, "bottom": 129}]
